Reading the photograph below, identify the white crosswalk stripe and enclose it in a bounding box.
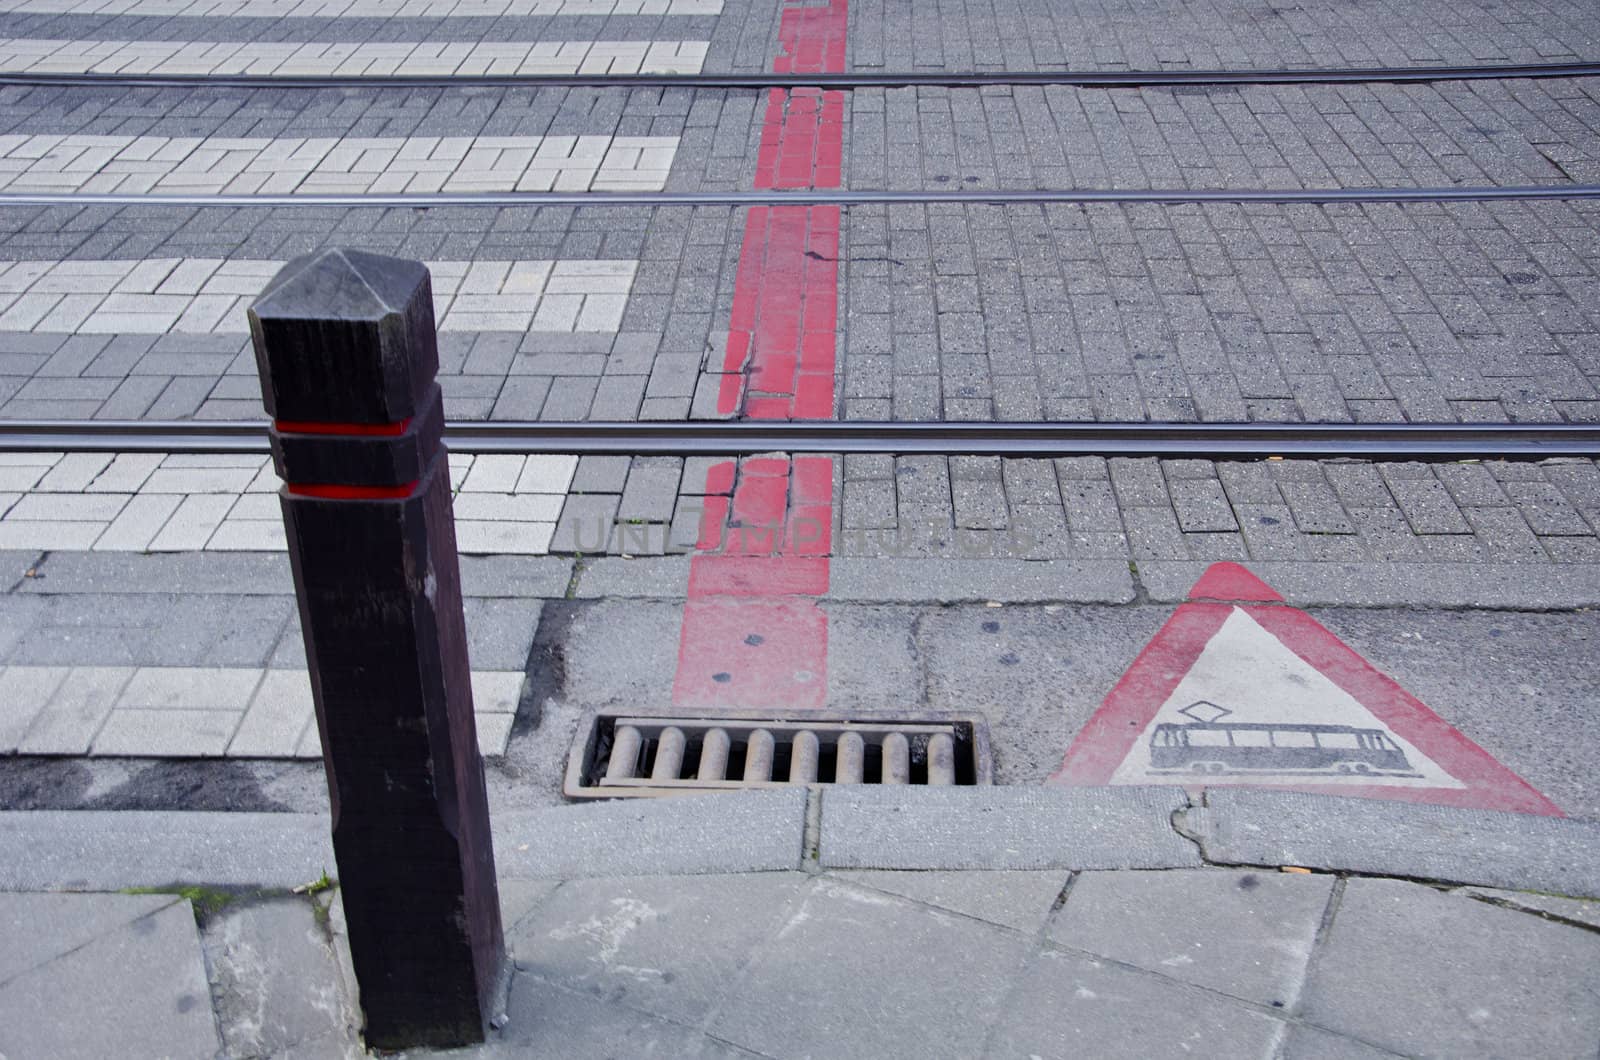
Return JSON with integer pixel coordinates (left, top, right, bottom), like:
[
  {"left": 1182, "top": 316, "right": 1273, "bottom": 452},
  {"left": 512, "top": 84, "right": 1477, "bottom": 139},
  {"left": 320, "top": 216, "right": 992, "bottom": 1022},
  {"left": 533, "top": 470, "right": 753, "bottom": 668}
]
[
  {"left": 0, "top": 0, "right": 720, "bottom": 16},
  {"left": 0, "top": 38, "right": 710, "bottom": 76},
  {"left": 0, "top": 451, "right": 579, "bottom": 555},
  {"left": 0, "top": 258, "right": 638, "bottom": 334},
  {"left": 0, "top": 133, "right": 678, "bottom": 195}
]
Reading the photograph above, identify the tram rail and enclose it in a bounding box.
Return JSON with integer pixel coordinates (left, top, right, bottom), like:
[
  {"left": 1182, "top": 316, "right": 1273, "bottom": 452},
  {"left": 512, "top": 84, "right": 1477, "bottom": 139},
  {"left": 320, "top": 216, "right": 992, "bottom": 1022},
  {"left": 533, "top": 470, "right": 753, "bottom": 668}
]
[
  {"left": 2, "top": 184, "right": 1599, "bottom": 210},
  {"left": 0, "top": 419, "right": 1592, "bottom": 460},
  {"left": 0, "top": 60, "right": 1595, "bottom": 92}
]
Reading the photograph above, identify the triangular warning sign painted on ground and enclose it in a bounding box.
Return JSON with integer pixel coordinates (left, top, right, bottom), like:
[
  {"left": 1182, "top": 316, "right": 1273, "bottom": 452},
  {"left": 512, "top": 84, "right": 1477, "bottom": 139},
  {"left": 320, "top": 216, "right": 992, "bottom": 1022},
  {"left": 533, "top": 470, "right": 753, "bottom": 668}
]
[{"left": 1049, "top": 563, "right": 1562, "bottom": 816}]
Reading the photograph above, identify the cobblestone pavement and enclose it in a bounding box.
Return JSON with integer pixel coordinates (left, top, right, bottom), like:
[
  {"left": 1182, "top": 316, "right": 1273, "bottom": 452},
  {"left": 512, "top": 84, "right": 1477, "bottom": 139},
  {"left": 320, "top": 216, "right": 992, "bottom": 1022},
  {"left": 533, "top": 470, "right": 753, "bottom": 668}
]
[
  {"left": 0, "top": 0, "right": 1591, "bottom": 808},
  {"left": 847, "top": 0, "right": 1600, "bottom": 72}
]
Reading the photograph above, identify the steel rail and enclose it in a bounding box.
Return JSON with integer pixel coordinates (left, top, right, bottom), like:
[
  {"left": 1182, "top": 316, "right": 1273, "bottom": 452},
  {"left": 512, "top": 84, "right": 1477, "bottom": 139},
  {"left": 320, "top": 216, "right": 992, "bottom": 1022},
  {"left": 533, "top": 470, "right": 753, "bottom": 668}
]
[
  {"left": 4, "top": 184, "right": 1600, "bottom": 210},
  {"left": 0, "top": 60, "right": 1596, "bottom": 91},
  {"left": 0, "top": 420, "right": 1594, "bottom": 459}
]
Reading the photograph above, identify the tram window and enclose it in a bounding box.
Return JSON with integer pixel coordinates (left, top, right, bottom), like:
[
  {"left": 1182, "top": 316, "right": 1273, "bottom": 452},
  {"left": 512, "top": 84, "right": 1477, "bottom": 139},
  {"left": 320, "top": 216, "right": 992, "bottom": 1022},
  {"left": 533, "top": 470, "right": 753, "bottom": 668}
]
[
  {"left": 1231, "top": 729, "right": 1271, "bottom": 746},
  {"left": 1319, "top": 731, "right": 1361, "bottom": 749},
  {"left": 1186, "top": 729, "right": 1231, "bottom": 746},
  {"left": 1274, "top": 730, "right": 1317, "bottom": 747}
]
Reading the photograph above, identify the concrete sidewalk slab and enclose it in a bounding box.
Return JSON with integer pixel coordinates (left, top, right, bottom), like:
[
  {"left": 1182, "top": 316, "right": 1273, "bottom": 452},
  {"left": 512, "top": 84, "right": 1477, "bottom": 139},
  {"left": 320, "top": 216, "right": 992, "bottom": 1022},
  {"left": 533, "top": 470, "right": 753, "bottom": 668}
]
[
  {"left": 0, "top": 893, "right": 219, "bottom": 1060},
  {"left": 1301, "top": 877, "right": 1600, "bottom": 1058},
  {"left": 1050, "top": 869, "right": 1334, "bottom": 1009},
  {"left": 988, "top": 946, "right": 1285, "bottom": 1059},
  {"left": 1187, "top": 789, "right": 1600, "bottom": 899},
  {"left": 709, "top": 876, "right": 1033, "bottom": 1060},
  {"left": 818, "top": 786, "right": 1202, "bottom": 870}
]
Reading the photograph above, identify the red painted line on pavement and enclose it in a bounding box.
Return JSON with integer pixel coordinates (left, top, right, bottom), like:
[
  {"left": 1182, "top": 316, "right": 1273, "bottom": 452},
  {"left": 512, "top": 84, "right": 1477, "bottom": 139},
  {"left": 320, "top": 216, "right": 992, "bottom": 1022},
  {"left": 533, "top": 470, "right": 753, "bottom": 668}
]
[
  {"left": 674, "top": 0, "right": 846, "bottom": 711},
  {"left": 672, "top": 454, "right": 834, "bottom": 707}
]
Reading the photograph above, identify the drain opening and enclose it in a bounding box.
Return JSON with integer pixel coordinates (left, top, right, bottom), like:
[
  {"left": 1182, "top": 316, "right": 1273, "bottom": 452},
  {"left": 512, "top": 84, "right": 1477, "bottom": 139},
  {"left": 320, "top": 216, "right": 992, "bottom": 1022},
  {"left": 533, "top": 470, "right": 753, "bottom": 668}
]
[{"left": 564, "top": 712, "right": 992, "bottom": 799}]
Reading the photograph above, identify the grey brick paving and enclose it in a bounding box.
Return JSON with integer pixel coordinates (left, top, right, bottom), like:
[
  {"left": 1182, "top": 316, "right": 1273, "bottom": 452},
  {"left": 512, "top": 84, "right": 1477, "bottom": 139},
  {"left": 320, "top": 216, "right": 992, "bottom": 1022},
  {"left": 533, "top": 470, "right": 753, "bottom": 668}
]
[
  {"left": 557, "top": 450, "right": 1600, "bottom": 599},
  {"left": 0, "top": 203, "right": 738, "bottom": 422},
  {"left": 0, "top": 8, "right": 771, "bottom": 66},
  {"left": 849, "top": 0, "right": 1600, "bottom": 72},
  {"left": 825, "top": 453, "right": 1600, "bottom": 567},
  {"left": 846, "top": 80, "right": 1600, "bottom": 192},
  {"left": 839, "top": 200, "right": 1600, "bottom": 425}
]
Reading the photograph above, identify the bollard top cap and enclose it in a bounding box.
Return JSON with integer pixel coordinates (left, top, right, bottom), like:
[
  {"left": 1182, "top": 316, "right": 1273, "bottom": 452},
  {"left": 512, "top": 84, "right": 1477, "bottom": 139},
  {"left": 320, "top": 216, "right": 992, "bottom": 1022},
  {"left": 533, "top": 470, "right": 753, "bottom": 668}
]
[{"left": 249, "top": 248, "right": 440, "bottom": 424}]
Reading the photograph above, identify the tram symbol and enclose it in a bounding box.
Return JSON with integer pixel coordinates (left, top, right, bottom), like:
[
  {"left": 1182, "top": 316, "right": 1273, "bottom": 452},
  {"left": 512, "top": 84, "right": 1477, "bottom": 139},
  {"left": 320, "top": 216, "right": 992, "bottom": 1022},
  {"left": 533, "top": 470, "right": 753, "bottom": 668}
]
[{"left": 1150, "top": 701, "right": 1420, "bottom": 777}]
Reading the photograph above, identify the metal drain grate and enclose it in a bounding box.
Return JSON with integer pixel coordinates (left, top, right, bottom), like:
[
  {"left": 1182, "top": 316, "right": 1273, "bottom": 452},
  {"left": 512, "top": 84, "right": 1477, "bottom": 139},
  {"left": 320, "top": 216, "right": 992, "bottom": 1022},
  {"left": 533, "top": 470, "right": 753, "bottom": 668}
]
[{"left": 564, "top": 712, "right": 992, "bottom": 799}]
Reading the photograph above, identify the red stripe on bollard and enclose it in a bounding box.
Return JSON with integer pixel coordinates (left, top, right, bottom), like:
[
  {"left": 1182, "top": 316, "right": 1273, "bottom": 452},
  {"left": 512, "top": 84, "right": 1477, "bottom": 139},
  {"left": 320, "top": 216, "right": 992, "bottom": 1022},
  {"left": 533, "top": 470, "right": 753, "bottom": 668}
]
[
  {"left": 274, "top": 417, "right": 413, "bottom": 436},
  {"left": 286, "top": 481, "right": 419, "bottom": 499}
]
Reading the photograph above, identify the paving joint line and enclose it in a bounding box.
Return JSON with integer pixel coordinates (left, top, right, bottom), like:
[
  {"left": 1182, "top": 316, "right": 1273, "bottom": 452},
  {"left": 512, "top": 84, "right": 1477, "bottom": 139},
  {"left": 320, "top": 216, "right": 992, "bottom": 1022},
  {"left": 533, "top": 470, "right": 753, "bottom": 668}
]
[{"left": 1460, "top": 892, "right": 1600, "bottom": 936}]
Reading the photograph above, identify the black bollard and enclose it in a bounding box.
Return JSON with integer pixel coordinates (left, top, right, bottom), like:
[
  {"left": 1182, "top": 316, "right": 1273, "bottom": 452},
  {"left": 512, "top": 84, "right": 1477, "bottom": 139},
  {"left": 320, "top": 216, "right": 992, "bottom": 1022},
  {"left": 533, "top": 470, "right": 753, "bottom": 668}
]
[{"left": 249, "top": 249, "right": 506, "bottom": 1049}]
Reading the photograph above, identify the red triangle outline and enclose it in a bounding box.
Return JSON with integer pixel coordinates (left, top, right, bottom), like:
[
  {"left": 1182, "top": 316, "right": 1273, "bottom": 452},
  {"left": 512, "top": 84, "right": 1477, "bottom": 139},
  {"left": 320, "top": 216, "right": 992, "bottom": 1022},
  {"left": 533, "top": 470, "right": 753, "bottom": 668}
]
[
  {"left": 1048, "top": 563, "right": 1562, "bottom": 816},
  {"left": 1186, "top": 561, "right": 1284, "bottom": 603}
]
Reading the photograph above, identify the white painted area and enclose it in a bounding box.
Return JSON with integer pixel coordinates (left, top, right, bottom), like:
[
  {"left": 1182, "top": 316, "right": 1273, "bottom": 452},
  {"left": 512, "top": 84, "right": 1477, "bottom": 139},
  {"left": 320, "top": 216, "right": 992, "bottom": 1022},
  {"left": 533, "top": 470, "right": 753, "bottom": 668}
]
[
  {"left": 0, "top": 258, "right": 637, "bottom": 334},
  {"left": 0, "top": 450, "right": 577, "bottom": 554},
  {"left": 0, "top": 0, "right": 721, "bottom": 17},
  {"left": 1109, "top": 607, "right": 1465, "bottom": 789},
  {"left": 0, "top": 133, "right": 678, "bottom": 195},
  {"left": 3, "top": 663, "right": 522, "bottom": 757},
  {"left": 0, "top": 38, "right": 709, "bottom": 76}
]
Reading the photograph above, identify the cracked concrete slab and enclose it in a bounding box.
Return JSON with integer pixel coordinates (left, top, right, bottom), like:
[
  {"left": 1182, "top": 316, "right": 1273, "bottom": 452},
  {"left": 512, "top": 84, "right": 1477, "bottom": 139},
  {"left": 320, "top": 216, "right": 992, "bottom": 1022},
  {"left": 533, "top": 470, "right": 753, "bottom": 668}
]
[{"left": 1187, "top": 789, "right": 1600, "bottom": 899}]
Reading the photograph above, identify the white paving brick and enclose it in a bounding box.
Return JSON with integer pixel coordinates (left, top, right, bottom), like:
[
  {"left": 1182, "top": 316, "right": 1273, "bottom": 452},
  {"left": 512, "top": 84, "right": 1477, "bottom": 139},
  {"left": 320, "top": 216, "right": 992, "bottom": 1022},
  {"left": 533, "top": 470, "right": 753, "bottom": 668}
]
[
  {"left": 515, "top": 454, "right": 578, "bottom": 494},
  {"left": 207, "top": 519, "right": 286, "bottom": 550},
  {"left": 157, "top": 454, "right": 267, "bottom": 468},
  {"left": 141, "top": 465, "right": 260, "bottom": 493},
  {"left": 93, "top": 708, "right": 239, "bottom": 757},
  {"left": 0, "top": 257, "right": 640, "bottom": 335},
  {"left": 460, "top": 454, "right": 525, "bottom": 493},
  {"left": 148, "top": 493, "right": 234, "bottom": 549},
  {"left": 0, "top": 449, "right": 579, "bottom": 556},
  {"left": 0, "top": 1, "right": 725, "bottom": 24},
  {"left": 454, "top": 520, "right": 557, "bottom": 554},
  {"left": 0, "top": 132, "right": 675, "bottom": 200},
  {"left": 7, "top": 492, "right": 128, "bottom": 521},
  {"left": 120, "top": 666, "right": 264, "bottom": 709},
  {"left": 470, "top": 671, "right": 524, "bottom": 714},
  {"left": 92, "top": 492, "right": 181, "bottom": 551},
  {"left": 295, "top": 717, "right": 323, "bottom": 759},
  {"left": 0, "top": 518, "right": 103, "bottom": 549},
  {"left": 36, "top": 452, "right": 112, "bottom": 492},
  {"left": 476, "top": 712, "right": 513, "bottom": 756},
  {"left": 227, "top": 668, "right": 314, "bottom": 757},
  {"left": 85, "top": 452, "right": 163, "bottom": 492},
  {"left": 17, "top": 666, "right": 132, "bottom": 755},
  {"left": 0, "top": 665, "right": 68, "bottom": 752},
  {"left": 449, "top": 453, "right": 475, "bottom": 490},
  {"left": 0, "top": 463, "right": 53, "bottom": 491},
  {"left": 225, "top": 493, "right": 280, "bottom": 520},
  {"left": 452, "top": 493, "right": 563, "bottom": 522}
]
